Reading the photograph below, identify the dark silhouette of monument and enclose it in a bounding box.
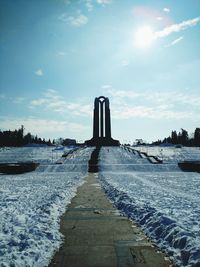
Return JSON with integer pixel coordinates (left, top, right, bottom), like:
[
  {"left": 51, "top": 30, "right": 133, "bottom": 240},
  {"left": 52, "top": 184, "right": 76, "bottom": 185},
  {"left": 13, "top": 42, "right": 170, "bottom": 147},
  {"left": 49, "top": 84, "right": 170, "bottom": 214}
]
[{"left": 85, "top": 96, "right": 120, "bottom": 146}]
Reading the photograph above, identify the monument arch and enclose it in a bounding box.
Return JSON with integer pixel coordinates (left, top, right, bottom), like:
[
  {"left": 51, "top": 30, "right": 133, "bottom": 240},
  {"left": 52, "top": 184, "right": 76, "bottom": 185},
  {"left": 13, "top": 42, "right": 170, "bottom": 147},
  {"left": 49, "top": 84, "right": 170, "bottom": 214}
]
[{"left": 85, "top": 96, "right": 119, "bottom": 146}]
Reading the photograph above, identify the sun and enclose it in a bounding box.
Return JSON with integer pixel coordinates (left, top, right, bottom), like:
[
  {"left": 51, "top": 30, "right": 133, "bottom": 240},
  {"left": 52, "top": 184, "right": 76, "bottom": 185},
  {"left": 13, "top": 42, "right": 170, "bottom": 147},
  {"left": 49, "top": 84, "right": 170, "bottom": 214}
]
[{"left": 134, "top": 26, "right": 154, "bottom": 48}]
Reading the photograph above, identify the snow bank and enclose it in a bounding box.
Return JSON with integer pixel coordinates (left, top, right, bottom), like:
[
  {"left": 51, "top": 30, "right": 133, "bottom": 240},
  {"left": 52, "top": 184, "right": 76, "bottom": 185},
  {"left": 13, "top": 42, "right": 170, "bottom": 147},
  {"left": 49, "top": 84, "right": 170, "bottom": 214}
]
[
  {"left": 0, "top": 172, "right": 85, "bottom": 267},
  {"left": 99, "top": 147, "right": 200, "bottom": 267},
  {"left": 0, "top": 146, "right": 93, "bottom": 267}
]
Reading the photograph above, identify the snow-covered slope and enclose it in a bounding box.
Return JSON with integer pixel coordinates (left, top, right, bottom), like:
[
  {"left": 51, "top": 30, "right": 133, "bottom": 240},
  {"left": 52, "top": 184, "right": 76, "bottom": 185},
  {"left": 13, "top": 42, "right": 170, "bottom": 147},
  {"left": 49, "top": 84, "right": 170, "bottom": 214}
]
[
  {"left": 99, "top": 146, "right": 200, "bottom": 267},
  {"left": 99, "top": 146, "right": 179, "bottom": 172},
  {"left": 1, "top": 145, "right": 200, "bottom": 267},
  {"left": 0, "top": 146, "right": 93, "bottom": 267},
  {"left": 36, "top": 147, "right": 92, "bottom": 173},
  {"left": 0, "top": 146, "right": 70, "bottom": 164},
  {"left": 134, "top": 145, "right": 200, "bottom": 164}
]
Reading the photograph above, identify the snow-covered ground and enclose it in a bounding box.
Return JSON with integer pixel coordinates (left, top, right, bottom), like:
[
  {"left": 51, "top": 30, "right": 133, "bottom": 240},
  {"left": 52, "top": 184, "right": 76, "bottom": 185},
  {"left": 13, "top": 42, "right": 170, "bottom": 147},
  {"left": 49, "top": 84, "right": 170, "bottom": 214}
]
[
  {"left": 134, "top": 145, "right": 200, "bottom": 164},
  {"left": 1, "top": 145, "right": 200, "bottom": 267},
  {"left": 0, "top": 146, "right": 93, "bottom": 267},
  {"left": 0, "top": 146, "right": 73, "bottom": 164},
  {"left": 99, "top": 146, "right": 200, "bottom": 267}
]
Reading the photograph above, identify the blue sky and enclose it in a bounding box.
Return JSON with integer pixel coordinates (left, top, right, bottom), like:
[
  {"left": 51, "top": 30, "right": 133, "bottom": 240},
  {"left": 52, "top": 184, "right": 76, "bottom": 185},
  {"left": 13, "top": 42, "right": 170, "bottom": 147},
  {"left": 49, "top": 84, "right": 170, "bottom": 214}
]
[{"left": 0, "top": 0, "right": 200, "bottom": 143}]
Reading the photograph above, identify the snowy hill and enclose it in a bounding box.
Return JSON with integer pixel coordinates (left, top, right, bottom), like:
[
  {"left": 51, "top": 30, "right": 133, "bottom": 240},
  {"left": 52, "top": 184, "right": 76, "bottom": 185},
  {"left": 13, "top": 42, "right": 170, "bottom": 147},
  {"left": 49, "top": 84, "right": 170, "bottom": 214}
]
[
  {"left": 0, "top": 146, "right": 93, "bottom": 267},
  {"left": 1, "top": 145, "right": 200, "bottom": 267},
  {"left": 99, "top": 146, "right": 200, "bottom": 267}
]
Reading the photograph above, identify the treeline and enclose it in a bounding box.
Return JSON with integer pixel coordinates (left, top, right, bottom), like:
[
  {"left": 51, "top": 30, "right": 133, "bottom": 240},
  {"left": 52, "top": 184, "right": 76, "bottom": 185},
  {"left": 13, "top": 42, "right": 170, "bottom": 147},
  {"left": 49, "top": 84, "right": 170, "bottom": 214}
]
[
  {"left": 0, "top": 126, "right": 53, "bottom": 147},
  {"left": 153, "top": 128, "right": 200, "bottom": 147}
]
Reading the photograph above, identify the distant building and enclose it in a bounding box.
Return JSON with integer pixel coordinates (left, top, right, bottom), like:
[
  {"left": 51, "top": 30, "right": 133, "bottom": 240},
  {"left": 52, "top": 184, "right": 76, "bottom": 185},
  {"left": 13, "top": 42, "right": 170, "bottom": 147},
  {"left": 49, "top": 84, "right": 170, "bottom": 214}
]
[{"left": 62, "top": 138, "right": 76, "bottom": 146}]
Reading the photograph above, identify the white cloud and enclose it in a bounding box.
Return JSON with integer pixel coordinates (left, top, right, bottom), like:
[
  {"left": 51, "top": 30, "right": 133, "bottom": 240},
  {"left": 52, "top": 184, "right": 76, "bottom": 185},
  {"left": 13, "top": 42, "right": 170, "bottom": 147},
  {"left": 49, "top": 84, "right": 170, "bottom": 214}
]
[
  {"left": 97, "top": 0, "right": 112, "bottom": 4},
  {"left": 30, "top": 99, "right": 46, "bottom": 106},
  {"left": 112, "top": 102, "right": 194, "bottom": 120},
  {"left": 68, "top": 14, "right": 88, "bottom": 26},
  {"left": 85, "top": 0, "right": 93, "bottom": 11},
  {"left": 156, "top": 17, "right": 163, "bottom": 21},
  {"left": 154, "top": 17, "right": 200, "bottom": 39},
  {"left": 30, "top": 89, "right": 92, "bottom": 117},
  {"left": 109, "top": 89, "right": 200, "bottom": 109},
  {"left": 59, "top": 13, "right": 88, "bottom": 27},
  {"left": 112, "top": 105, "right": 192, "bottom": 120},
  {"left": 166, "top": 36, "right": 184, "bottom": 47},
  {"left": 35, "top": 69, "right": 43, "bottom": 76},
  {"left": 106, "top": 89, "right": 200, "bottom": 121},
  {"left": 163, "top": 8, "right": 170, "bottom": 13},
  {"left": 0, "top": 116, "right": 89, "bottom": 137},
  {"left": 101, "top": 84, "right": 112, "bottom": 89},
  {"left": 57, "top": 51, "right": 67, "bottom": 56},
  {"left": 44, "top": 89, "right": 61, "bottom": 99}
]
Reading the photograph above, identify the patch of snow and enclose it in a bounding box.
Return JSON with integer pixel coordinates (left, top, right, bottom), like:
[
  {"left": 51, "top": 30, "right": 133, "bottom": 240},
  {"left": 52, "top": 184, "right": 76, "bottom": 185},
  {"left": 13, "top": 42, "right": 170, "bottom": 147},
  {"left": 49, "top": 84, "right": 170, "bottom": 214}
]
[
  {"left": 99, "top": 146, "right": 200, "bottom": 267},
  {"left": 0, "top": 146, "right": 93, "bottom": 266}
]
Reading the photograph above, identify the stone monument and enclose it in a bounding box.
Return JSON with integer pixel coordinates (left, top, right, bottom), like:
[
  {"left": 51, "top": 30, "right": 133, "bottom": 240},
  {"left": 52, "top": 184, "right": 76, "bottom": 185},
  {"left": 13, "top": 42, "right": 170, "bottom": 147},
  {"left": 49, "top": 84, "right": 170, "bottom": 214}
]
[{"left": 85, "top": 96, "right": 120, "bottom": 146}]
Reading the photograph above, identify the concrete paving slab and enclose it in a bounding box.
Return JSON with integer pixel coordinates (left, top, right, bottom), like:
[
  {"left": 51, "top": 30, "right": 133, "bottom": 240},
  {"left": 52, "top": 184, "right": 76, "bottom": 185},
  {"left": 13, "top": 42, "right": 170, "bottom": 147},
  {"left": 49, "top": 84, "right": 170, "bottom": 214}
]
[{"left": 48, "top": 173, "right": 172, "bottom": 267}]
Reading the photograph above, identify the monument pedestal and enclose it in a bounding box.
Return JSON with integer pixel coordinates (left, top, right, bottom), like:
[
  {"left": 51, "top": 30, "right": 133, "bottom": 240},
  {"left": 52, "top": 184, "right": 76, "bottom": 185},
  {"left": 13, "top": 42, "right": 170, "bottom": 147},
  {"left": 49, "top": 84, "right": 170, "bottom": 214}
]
[{"left": 85, "top": 137, "right": 119, "bottom": 147}]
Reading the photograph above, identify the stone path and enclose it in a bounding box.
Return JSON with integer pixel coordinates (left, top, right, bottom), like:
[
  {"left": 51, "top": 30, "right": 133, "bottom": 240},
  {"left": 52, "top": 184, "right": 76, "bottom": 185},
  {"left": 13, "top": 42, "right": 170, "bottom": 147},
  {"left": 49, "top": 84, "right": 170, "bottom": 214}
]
[{"left": 48, "top": 173, "right": 172, "bottom": 267}]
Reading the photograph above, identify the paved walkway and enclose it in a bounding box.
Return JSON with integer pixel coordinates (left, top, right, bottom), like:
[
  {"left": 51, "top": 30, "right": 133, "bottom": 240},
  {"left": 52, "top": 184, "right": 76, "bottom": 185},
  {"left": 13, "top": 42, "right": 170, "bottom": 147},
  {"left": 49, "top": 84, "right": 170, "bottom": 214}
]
[{"left": 49, "top": 174, "right": 172, "bottom": 267}]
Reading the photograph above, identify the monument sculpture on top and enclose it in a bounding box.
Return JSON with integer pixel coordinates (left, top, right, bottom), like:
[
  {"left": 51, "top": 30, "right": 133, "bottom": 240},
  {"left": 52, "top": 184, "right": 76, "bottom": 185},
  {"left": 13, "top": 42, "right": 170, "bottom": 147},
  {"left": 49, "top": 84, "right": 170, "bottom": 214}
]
[{"left": 85, "top": 96, "right": 120, "bottom": 146}]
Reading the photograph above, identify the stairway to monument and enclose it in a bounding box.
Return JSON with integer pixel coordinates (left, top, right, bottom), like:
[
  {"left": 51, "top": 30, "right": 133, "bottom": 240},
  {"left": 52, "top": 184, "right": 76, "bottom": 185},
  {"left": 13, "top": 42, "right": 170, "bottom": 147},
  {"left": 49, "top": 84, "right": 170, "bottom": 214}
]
[
  {"left": 88, "top": 146, "right": 101, "bottom": 173},
  {"left": 99, "top": 146, "right": 180, "bottom": 172},
  {"left": 35, "top": 147, "right": 94, "bottom": 173}
]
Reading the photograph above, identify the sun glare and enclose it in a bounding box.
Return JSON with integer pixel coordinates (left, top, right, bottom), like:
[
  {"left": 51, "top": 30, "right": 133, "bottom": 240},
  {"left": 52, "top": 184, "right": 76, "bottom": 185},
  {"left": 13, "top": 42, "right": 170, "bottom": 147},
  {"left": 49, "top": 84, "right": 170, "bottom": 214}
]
[{"left": 134, "top": 26, "right": 154, "bottom": 48}]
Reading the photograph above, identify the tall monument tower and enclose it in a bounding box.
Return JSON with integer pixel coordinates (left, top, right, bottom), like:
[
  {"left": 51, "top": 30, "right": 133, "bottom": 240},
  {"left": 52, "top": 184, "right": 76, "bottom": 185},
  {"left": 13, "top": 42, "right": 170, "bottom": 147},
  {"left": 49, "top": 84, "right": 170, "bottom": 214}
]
[{"left": 85, "top": 96, "right": 119, "bottom": 146}]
